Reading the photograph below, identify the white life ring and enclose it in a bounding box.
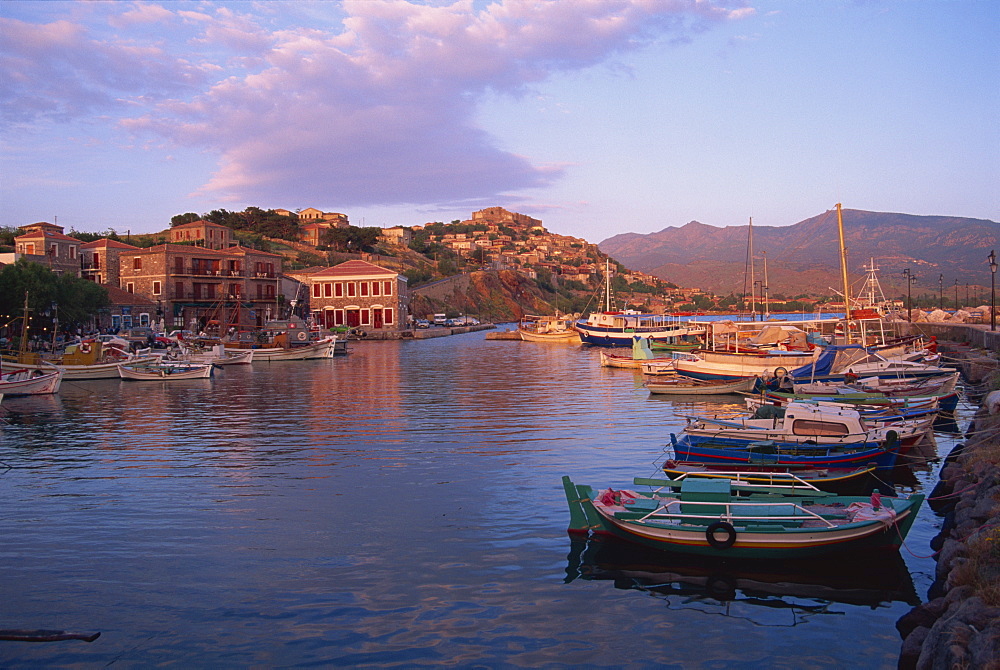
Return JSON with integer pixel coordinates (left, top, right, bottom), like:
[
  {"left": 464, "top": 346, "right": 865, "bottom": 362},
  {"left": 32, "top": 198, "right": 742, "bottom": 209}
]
[
  {"left": 295, "top": 330, "right": 309, "bottom": 342},
  {"left": 79, "top": 342, "right": 92, "bottom": 354}
]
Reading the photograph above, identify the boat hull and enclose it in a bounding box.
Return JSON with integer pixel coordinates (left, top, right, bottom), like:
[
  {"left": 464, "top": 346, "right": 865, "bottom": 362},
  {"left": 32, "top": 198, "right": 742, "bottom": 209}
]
[
  {"left": 118, "top": 363, "right": 213, "bottom": 380},
  {"left": 564, "top": 477, "right": 922, "bottom": 558},
  {"left": 2, "top": 356, "right": 159, "bottom": 380},
  {"left": 0, "top": 369, "right": 63, "bottom": 395},
  {"left": 671, "top": 433, "right": 900, "bottom": 469},
  {"left": 225, "top": 337, "right": 337, "bottom": 361}
]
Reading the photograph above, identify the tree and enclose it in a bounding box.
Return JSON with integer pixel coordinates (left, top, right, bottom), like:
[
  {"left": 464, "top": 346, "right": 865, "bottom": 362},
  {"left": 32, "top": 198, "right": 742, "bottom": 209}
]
[
  {"left": 0, "top": 259, "right": 109, "bottom": 335},
  {"left": 170, "top": 213, "right": 202, "bottom": 227}
]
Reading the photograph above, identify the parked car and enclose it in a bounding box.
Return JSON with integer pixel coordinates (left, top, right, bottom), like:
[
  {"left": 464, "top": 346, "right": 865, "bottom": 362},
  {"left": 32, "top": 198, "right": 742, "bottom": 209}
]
[
  {"left": 415, "top": 319, "right": 430, "bottom": 329},
  {"left": 122, "top": 327, "right": 154, "bottom": 346},
  {"left": 86, "top": 334, "right": 130, "bottom": 350}
]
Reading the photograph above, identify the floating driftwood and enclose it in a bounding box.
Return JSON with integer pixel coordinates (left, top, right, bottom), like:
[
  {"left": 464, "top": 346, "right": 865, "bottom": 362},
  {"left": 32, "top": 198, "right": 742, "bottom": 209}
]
[{"left": 0, "top": 629, "right": 101, "bottom": 642}]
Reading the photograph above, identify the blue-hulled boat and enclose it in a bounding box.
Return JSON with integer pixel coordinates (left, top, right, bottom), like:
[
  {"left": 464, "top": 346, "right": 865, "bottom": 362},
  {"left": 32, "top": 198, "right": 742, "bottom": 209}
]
[{"left": 669, "top": 432, "right": 900, "bottom": 469}]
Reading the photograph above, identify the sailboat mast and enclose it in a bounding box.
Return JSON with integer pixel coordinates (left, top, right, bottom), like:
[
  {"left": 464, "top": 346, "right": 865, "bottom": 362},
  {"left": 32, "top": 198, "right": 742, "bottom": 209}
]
[
  {"left": 836, "top": 203, "right": 852, "bottom": 322},
  {"left": 762, "top": 251, "right": 769, "bottom": 318}
]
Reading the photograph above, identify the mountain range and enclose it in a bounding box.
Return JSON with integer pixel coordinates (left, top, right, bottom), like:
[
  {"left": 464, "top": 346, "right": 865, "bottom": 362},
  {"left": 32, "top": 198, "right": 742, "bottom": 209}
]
[{"left": 598, "top": 209, "right": 1000, "bottom": 300}]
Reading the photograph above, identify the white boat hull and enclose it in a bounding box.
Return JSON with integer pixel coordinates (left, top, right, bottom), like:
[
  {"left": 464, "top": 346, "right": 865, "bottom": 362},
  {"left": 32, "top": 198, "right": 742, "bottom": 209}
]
[
  {"left": 118, "top": 363, "right": 213, "bottom": 380},
  {"left": 225, "top": 337, "right": 337, "bottom": 361},
  {"left": 2, "top": 356, "right": 159, "bottom": 380},
  {"left": 0, "top": 369, "right": 63, "bottom": 395}
]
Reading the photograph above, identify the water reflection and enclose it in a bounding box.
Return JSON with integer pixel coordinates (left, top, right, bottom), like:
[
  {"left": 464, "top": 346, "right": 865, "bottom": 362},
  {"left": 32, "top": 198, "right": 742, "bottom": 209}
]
[{"left": 566, "top": 535, "right": 919, "bottom": 618}]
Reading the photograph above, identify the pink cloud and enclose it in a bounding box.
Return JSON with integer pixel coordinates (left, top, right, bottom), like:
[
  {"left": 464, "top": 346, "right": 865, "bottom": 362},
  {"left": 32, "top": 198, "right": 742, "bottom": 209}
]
[{"left": 3, "top": 0, "right": 751, "bottom": 209}]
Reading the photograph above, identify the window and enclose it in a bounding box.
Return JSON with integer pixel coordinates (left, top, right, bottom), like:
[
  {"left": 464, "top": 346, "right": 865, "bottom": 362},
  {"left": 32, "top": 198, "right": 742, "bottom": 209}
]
[
  {"left": 133, "top": 257, "right": 142, "bottom": 270},
  {"left": 175, "top": 282, "right": 184, "bottom": 299},
  {"left": 69, "top": 247, "right": 76, "bottom": 259},
  {"left": 93, "top": 252, "right": 101, "bottom": 269},
  {"left": 791, "top": 420, "right": 850, "bottom": 437},
  {"left": 229, "top": 284, "right": 241, "bottom": 298},
  {"left": 347, "top": 282, "right": 356, "bottom": 297},
  {"left": 360, "top": 309, "right": 370, "bottom": 325},
  {"left": 266, "top": 285, "right": 275, "bottom": 298},
  {"left": 383, "top": 280, "right": 393, "bottom": 296},
  {"left": 175, "top": 257, "right": 184, "bottom": 274},
  {"left": 335, "top": 282, "right": 343, "bottom": 297},
  {"left": 126, "top": 283, "right": 134, "bottom": 293},
  {"left": 372, "top": 281, "right": 381, "bottom": 297},
  {"left": 153, "top": 281, "right": 161, "bottom": 295},
  {"left": 360, "top": 282, "right": 369, "bottom": 297},
  {"left": 385, "top": 308, "right": 394, "bottom": 325},
  {"left": 312, "top": 284, "right": 321, "bottom": 298},
  {"left": 324, "top": 283, "right": 333, "bottom": 297},
  {"left": 139, "top": 313, "right": 150, "bottom": 326},
  {"left": 334, "top": 310, "right": 344, "bottom": 325}
]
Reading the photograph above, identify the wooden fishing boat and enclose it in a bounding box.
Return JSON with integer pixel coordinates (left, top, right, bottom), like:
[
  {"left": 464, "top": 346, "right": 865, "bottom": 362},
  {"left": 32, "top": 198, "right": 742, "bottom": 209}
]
[
  {"left": 517, "top": 315, "right": 581, "bottom": 343},
  {"left": 224, "top": 336, "right": 337, "bottom": 361},
  {"left": 673, "top": 348, "right": 819, "bottom": 382},
  {"left": 669, "top": 432, "right": 900, "bottom": 469},
  {"left": 682, "top": 401, "right": 930, "bottom": 449},
  {"left": 563, "top": 475, "right": 923, "bottom": 558},
  {"left": 2, "top": 342, "right": 157, "bottom": 380},
  {"left": 178, "top": 343, "right": 254, "bottom": 366},
  {"left": 598, "top": 337, "right": 675, "bottom": 370},
  {"left": 117, "top": 361, "right": 213, "bottom": 380},
  {"left": 0, "top": 367, "right": 63, "bottom": 396},
  {"left": 645, "top": 376, "right": 758, "bottom": 395},
  {"left": 659, "top": 460, "right": 880, "bottom": 495},
  {"left": 752, "top": 388, "right": 959, "bottom": 413}
]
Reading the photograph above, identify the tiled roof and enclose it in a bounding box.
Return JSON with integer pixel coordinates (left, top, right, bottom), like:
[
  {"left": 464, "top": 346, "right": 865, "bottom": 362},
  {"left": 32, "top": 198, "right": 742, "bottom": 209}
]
[
  {"left": 80, "top": 239, "right": 141, "bottom": 250},
  {"left": 308, "top": 260, "right": 398, "bottom": 278},
  {"left": 15, "top": 230, "right": 82, "bottom": 243}
]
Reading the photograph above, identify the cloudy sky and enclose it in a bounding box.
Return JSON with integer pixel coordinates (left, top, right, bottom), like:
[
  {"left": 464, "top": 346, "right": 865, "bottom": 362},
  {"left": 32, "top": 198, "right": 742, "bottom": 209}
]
[{"left": 2, "top": 0, "right": 996, "bottom": 241}]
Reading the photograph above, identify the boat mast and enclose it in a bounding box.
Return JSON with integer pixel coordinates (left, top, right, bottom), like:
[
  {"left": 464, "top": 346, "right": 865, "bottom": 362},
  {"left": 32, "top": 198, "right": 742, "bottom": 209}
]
[
  {"left": 604, "top": 258, "right": 613, "bottom": 311},
  {"left": 743, "top": 217, "right": 756, "bottom": 321},
  {"left": 836, "top": 203, "right": 852, "bottom": 324},
  {"left": 762, "top": 251, "right": 769, "bottom": 319}
]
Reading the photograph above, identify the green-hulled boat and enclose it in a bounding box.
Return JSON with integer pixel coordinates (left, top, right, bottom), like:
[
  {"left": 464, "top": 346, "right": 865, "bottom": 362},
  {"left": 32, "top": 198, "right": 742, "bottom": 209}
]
[{"left": 563, "top": 475, "right": 923, "bottom": 558}]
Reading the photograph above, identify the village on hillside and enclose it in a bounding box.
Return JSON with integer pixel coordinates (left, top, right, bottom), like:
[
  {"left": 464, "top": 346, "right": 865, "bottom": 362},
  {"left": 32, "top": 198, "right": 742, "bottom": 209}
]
[{"left": 0, "top": 207, "right": 718, "bottom": 336}]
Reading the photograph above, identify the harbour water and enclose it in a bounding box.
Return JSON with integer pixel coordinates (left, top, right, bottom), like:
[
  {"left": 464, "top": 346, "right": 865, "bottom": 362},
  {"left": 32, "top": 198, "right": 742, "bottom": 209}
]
[{"left": 0, "top": 330, "right": 964, "bottom": 667}]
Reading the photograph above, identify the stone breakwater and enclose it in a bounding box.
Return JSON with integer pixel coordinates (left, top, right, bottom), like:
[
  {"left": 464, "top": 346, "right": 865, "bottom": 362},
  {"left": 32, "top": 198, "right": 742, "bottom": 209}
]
[{"left": 896, "top": 345, "right": 1000, "bottom": 669}]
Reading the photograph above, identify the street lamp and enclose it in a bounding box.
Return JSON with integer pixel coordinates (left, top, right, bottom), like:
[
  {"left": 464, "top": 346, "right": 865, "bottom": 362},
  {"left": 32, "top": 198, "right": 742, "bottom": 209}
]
[
  {"left": 939, "top": 274, "right": 944, "bottom": 310},
  {"left": 902, "top": 269, "right": 916, "bottom": 321},
  {"left": 989, "top": 250, "right": 997, "bottom": 330},
  {"left": 954, "top": 279, "right": 959, "bottom": 311}
]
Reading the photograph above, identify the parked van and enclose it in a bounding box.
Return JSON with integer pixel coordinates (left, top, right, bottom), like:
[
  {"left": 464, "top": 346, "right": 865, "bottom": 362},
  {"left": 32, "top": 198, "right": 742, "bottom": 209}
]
[{"left": 433, "top": 314, "right": 447, "bottom": 325}]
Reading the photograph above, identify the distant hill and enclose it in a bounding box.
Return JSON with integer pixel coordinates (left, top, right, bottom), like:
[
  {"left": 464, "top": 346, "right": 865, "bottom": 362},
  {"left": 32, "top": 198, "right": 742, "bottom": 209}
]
[{"left": 599, "top": 209, "right": 1000, "bottom": 299}]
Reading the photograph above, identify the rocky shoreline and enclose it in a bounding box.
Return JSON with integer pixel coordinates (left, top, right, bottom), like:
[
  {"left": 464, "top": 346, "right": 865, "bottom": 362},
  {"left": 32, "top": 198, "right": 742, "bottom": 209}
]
[{"left": 896, "top": 345, "right": 1000, "bottom": 669}]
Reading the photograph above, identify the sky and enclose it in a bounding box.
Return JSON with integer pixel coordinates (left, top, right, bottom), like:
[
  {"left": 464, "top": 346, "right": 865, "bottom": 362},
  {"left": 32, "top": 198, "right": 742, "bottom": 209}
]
[{"left": 1, "top": 0, "right": 997, "bottom": 243}]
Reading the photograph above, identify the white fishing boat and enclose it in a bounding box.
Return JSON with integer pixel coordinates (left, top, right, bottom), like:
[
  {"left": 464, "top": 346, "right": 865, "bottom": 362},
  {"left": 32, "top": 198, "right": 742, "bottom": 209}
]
[
  {"left": 2, "top": 341, "right": 157, "bottom": 380},
  {"left": 118, "top": 361, "right": 214, "bottom": 380},
  {"left": 0, "top": 367, "right": 64, "bottom": 395},
  {"left": 226, "top": 336, "right": 337, "bottom": 361},
  {"left": 645, "top": 376, "right": 758, "bottom": 395},
  {"left": 178, "top": 343, "right": 254, "bottom": 366},
  {"left": 517, "top": 315, "right": 581, "bottom": 343},
  {"left": 673, "top": 348, "right": 820, "bottom": 381},
  {"left": 683, "top": 400, "right": 931, "bottom": 450}
]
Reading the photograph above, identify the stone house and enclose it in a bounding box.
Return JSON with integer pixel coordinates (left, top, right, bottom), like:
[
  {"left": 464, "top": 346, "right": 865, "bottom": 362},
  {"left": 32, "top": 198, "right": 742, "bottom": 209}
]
[
  {"left": 303, "top": 260, "right": 408, "bottom": 332},
  {"left": 9, "top": 222, "right": 83, "bottom": 276},
  {"left": 379, "top": 226, "right": 413, "bottom": 247},
  {"left": 118, "top": 244, "right": 284, "bottom": 331},
  {"left": 168, "top": 220, "right": 234, "bottom": 250},
  {"left": 80, "top": 238, "right": 141, "bottom": 287}
]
